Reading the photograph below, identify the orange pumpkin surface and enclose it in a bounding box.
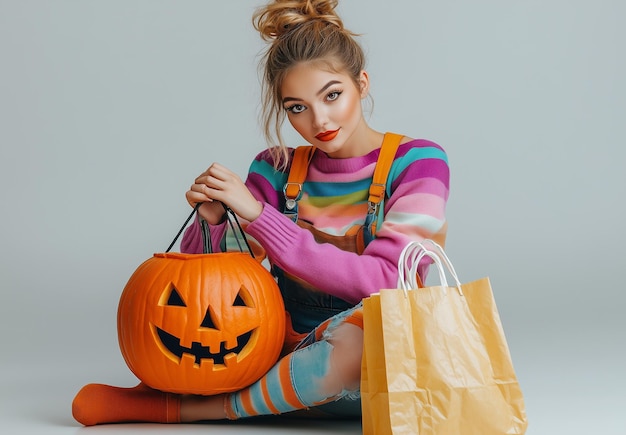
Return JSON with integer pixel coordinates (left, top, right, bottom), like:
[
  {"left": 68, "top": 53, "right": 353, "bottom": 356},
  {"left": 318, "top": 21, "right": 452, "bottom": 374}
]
[{"left": 117, "top": 252, "right": 285, "bottom": 395}]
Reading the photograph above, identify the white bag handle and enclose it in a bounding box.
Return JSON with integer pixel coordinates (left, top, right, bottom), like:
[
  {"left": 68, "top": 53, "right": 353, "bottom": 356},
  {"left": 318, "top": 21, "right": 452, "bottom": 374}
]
[
  {"left": 397, "top": 239, "right": 464, "bottom": 296},
  {"left": 397, "top": 243, "right": 446, "bottom": 289}
]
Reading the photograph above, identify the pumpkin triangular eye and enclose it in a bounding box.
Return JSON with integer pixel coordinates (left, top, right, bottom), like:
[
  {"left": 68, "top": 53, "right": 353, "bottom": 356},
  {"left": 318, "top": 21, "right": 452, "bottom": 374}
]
[
  {"left": 233, "top": 293, "right": 247, "bottom": 307},
  {"left": 166, "top": 287, "right": 186, "bottom": 307},
  {"left": 233, "top": 286, "right": 254, "bottom": 307}
]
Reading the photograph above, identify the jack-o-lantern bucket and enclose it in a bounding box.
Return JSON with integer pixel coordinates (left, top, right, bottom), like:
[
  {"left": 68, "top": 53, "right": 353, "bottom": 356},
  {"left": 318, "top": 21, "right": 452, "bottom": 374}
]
[{"left": 117, "top": 205, "right": 285, "bottom": 395}]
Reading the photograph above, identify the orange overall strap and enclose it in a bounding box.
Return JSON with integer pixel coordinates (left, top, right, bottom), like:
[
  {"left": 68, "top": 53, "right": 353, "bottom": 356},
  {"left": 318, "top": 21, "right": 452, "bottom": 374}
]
[
  {"left": 284, "top": 146, "right": 315, "bottom": 201},
  {"left": 359, "top": 132, "right": 404, "bottom": 248},
  {"left": 368, "top": 132, "right": 404, "bottom": 207}
]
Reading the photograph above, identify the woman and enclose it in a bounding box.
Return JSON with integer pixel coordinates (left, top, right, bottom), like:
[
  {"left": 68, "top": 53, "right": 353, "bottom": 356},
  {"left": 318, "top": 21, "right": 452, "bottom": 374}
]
[{"left": 72, "top": 0, "right": 449, "bottom": 424}]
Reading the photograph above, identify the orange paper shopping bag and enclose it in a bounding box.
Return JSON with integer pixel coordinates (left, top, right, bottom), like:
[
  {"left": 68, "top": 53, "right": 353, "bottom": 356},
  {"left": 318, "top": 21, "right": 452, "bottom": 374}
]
[{"left": 361, "top": 240, "right": 528, "bottom": 434}]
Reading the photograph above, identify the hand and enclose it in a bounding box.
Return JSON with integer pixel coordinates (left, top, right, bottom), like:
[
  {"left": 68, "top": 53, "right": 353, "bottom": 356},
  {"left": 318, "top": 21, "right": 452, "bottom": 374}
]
[{"left": 185, "top": 163, "right": 263, "bottom": 223}]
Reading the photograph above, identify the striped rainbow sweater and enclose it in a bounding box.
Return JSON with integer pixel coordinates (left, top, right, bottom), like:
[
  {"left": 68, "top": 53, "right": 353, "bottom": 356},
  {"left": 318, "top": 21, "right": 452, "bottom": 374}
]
[{"left": 182, "top": 138, "right": 449, "bottom": 304}]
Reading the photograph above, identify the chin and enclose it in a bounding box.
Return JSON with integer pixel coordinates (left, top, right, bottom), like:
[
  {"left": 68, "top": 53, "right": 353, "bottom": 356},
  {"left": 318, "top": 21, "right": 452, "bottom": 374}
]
[{"left": 316, "top": 142, "right": 341, "bottom": 154}]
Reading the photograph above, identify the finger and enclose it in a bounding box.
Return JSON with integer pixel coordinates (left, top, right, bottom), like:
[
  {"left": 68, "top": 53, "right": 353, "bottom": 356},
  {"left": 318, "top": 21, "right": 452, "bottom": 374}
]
[
  {"left": 186, "top": 185, "right": 213, "bottom": 207},
  {"left": 194, "top": 175, "right": 226, "bottom": 194},
  {"left": 197, "top": 162, "right": 223, "bottom": 179},
  {"left": 205, "top": 164, "right": 233, "bottom": 183},
  {"left": 196, "top": 164, "right": 229, "bottom": 184},
  {"left": 185, "top": 192, "right": 201, "bottom": 208}
]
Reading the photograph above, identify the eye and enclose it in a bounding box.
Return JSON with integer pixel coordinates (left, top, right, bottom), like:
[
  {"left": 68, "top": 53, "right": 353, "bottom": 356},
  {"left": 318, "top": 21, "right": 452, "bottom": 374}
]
[
  {"left": 233, "top": 293, "right": 246, "bottom": 306},
  {"left": 285, "top": 104, "right": 306, "bottom": 114},
  {"left": 233, "top": 286, "right": 254, "bottom": 307},
  {"left": 164, "top": 286, "right": 186, "bottom": 307},
  {"left": 326, "top": 90, "right": 342, "bottom": 101}
]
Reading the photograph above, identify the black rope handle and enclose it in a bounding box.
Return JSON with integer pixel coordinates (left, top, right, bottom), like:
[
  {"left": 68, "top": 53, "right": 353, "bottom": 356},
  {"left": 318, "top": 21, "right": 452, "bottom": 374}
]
[
  {"left": 165, "top": 202, "right": 255, "bottom": 259},
  {"left": 221, "top": 203, "right": 255, "bottom": 258},
  {"left": 165, "top": 203, "right": 201, "bottom": 253}
]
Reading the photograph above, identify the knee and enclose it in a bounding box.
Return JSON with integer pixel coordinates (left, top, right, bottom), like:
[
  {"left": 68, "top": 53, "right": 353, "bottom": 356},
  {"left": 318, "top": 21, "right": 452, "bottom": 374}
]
[{"left": 328, "top": 323, "right": 363, "bottom": 390}]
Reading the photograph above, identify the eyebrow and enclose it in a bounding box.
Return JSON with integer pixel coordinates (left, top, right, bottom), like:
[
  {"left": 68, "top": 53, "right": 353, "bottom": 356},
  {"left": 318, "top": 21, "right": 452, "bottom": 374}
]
[{"left": 282, "top": 80, "right": 342, "bottom": 104}]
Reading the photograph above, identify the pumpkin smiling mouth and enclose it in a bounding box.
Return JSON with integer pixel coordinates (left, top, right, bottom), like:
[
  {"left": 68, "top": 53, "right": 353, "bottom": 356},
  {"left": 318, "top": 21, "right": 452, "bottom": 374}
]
[{"left": 155, "top": 327, "right": 254, "bottom": 366}]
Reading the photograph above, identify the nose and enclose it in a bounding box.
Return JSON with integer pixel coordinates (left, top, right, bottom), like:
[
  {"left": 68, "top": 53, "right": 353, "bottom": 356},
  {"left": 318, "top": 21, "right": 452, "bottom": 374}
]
[{"left": 310, "top": 106, "right": 329, "bottom": 130}]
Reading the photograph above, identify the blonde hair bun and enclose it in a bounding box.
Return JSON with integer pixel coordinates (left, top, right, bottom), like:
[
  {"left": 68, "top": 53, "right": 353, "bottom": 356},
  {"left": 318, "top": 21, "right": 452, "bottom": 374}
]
[
  {"left": 254, "top": 0, "right": 343, "bottom": 41},
  {"left": 252, "top": 0, "right": 365, "bottom": 169}
]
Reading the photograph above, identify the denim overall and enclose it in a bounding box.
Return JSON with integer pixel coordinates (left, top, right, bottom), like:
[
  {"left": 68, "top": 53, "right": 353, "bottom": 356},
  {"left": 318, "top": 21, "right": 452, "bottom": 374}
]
[
  {"left": 276, "top": 133, "right": 403, "bottom": 334},
  {"left": 273, "top": 221, "right": 366, "bottom": 334}
]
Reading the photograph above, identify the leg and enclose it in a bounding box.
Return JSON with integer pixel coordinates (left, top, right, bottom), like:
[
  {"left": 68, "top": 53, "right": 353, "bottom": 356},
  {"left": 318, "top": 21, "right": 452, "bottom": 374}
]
[
  {"left": 72, "top": 383, "right": 181, "bottom": 426},
  {"left": 179, "top": 319, "right": 363, "bottom": 421},
  {"left": 324, "top": 321, "right": 364, "bottom": 393},
  {"left": 222, "top": 305, "right": 363, "bottom": 419},
  {"left": 73, "top": 306, "right": 363, "bottom": 424}
]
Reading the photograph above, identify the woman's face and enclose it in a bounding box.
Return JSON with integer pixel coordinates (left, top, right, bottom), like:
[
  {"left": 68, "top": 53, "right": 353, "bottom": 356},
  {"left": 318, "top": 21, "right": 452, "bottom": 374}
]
[{"left": 280, "top": 62, "right": 369, "bottom": 158}]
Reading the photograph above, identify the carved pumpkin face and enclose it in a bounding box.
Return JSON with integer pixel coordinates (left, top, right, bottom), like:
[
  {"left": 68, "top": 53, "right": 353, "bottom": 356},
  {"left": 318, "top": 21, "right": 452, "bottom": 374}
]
[{"left": 117, "top": 252, "right": 285, "bottom": 395}]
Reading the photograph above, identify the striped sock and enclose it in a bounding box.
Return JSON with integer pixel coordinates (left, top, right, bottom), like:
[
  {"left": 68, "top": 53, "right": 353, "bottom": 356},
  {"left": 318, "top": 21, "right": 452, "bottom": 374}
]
[{"left": 226, "top": 340, "right": 337, "bottom": 418}]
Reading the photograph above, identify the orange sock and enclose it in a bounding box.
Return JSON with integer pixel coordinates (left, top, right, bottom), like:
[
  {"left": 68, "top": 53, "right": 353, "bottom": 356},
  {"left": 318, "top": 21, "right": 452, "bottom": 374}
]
[{"left": 72, "top": 383, "right": 181, "bottom": 426}]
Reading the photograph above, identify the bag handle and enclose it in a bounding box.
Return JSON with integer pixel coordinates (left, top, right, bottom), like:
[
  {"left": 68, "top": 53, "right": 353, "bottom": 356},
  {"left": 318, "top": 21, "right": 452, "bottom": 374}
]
[
  {"left": 165, "top": 202, "right": 255, "bottom": 258},
  {"left": 397, "top": 239, "right": 463, "bottom": 296}
]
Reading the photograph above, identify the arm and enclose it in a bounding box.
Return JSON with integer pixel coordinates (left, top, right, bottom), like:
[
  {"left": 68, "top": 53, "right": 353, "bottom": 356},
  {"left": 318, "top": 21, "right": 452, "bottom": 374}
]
[{"left": 246, "top": 145, "right": 450, "bottom": 303}]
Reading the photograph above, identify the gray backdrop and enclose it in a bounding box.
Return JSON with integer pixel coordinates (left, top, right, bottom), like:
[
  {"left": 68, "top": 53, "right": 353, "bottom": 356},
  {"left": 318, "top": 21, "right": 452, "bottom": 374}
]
[{"left": 1, "top": 1, "right": 624, "bottom": 434}]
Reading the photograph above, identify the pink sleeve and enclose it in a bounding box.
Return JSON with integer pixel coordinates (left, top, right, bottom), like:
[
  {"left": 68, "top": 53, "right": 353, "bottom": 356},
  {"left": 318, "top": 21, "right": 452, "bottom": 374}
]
[
  {"left": 245, "top": 205, "right": 403, "bottom": 304},
  {"left": 181, "top": 217, "right": 227, "bottom": 254}
]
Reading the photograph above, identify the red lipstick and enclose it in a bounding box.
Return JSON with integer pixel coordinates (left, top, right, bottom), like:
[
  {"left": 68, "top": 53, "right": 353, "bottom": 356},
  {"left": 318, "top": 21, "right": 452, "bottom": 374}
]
[{"left": 315, "top": 129, "right": 339, "bottom": 142}]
